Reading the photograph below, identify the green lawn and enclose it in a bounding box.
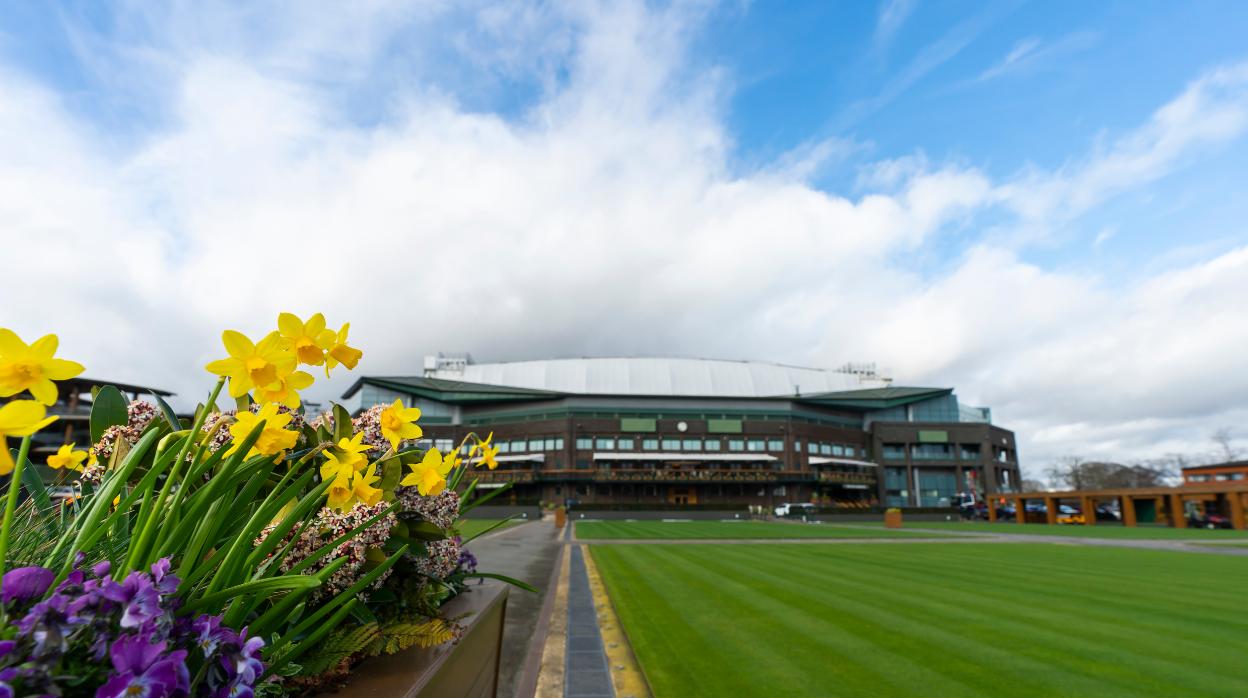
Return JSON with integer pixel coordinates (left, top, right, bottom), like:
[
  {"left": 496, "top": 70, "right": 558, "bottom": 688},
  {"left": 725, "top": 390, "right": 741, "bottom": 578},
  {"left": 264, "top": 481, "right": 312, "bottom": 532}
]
[
  {"left": 575, "top": 520, "right": 954, "bottom": 539},
  {"left": 592, "top": 543, "right": 1248, "bottom": 697},
  {"left": 456, "top": 518, "right": 523, "bottom": 539},
  {"left": 868, "top": 520, "right": 1248, "bottom": 540}
]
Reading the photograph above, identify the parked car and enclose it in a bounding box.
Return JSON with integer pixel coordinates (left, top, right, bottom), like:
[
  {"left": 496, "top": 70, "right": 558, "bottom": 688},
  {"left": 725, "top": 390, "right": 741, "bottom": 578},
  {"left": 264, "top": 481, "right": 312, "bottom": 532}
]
[
  {"left": 774, "top": 503, "right": 816, "bottom": 518},
  {"left": 1189, "top": 513, "right": 1233, "bottom": 529},
  {"left": 1095, "top": 505, "right": 1120, "bottom": 521}
]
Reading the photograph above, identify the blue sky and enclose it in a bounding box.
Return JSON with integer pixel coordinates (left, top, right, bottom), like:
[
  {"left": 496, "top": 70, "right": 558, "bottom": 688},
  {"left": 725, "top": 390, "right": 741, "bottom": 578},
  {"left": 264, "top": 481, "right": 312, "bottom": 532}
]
[{"left": 1, "top": 1, "right": 1247, "bottom": 470}]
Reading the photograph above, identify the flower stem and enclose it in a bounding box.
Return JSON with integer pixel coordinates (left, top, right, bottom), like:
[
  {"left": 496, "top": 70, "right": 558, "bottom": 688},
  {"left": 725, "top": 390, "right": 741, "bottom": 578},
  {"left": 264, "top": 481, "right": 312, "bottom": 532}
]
[{"left": 0, "top": 435, "right": 34, "bottom": 577}]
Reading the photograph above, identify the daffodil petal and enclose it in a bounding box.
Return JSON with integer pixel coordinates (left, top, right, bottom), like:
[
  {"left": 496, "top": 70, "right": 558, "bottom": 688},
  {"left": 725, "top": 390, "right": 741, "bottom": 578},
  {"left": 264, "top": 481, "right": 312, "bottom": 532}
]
[
  {"left": 28, "top": 379, "right": 58, "bottom": 406},
  {"left": 0, "top": 329, "right": 26, "bottom": 355},
  {"left": 43, "top": 358, "right": 85, "bottom": 381},
  {"left": 277, "top": 312, "right": 303, "bottom": 337},
  {"left": 222, "top": 330, "right": 254, "bottom": 359},
  {"left": 29, "top": 334, "right": 58, "bottom": 358}
]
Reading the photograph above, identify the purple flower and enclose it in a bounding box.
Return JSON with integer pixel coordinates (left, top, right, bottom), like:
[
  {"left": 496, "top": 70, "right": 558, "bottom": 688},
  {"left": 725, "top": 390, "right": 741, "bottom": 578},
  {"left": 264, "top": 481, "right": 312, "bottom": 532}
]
[
  {"left": 210, "top": 627, "right": 265, "bottom": 697},
  {"left": 0, "top": 667, "right": 14, "bottom": 698},
  {"left": 150, "top": 559, "right": 178, "bottom": 596},
  {"left": 93, "top": 560, "right": 112, "bottom": 578},
  {"left": 95, "top": 635, "right": 189, "bottom": 698},
  {"left": 16, "top": 593, "right": 73, "bottom": 658},
  {"left": 101, "top": 573, "right": 161, "bottom": 629},
  {"left": 2, "top": 566, "right": 54, "bottom": 605},
  {"left": 191, "top": 614, "right": 237, "bottom": 658}
]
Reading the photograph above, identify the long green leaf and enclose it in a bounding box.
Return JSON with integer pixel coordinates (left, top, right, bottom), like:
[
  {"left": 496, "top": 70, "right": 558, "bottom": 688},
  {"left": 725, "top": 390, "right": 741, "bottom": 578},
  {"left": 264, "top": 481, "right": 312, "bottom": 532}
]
[
  {"left": 264, "top": 599, "right": 358, "bottom": 679},
  {"left": 181, "top": 575, "right": 322, "bottom": 615},
  {"left": 464, "top": 572, "right": 538, "bottom": 593},
  {"left": 89, "top": 385, "right": 128, "bottom": 443},
  {"left": 150, "top": 391, "right": 183, "bottom": 431}
]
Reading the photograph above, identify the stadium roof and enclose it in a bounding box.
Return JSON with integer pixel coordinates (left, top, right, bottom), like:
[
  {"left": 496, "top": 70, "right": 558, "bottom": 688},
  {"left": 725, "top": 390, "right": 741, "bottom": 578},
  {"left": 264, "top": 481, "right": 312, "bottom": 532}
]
[{"left": 420, "top": 357, "right": 890, "bottom": 398}]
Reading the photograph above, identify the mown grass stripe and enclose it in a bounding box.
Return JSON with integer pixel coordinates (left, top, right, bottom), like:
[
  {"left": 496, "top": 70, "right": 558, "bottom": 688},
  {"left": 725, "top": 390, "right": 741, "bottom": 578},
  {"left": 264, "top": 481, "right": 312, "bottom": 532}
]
[
  {"left": 574, "top": 520, "right": 955, "bottom": 540},
  {"left": 592, "top": 543, "right": 1248, "bottom": 698}
]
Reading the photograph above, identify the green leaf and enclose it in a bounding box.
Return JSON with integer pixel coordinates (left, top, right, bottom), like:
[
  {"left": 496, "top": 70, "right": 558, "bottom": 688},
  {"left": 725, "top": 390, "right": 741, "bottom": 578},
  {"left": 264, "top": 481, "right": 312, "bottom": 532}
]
[
  {"left": 182, "top": 575, "right": 322, "bottom": 615},
  {"left": 332, "top": 403, "right": 352, "bottom": 443},
  {"left": 464, "top": 572, "right": 538, "bottom": 593},
  {"left": 89, "top": 385, "right": 128, "bottom": 443},
  {"left": 19, "top": 455, "right": 53, "bottom": 517},
  {"left": 150, "top": 391, "right": 183, "bottom": 431},
  {"left": 378, "top": 457, "right": 403, "bottom": 492}
]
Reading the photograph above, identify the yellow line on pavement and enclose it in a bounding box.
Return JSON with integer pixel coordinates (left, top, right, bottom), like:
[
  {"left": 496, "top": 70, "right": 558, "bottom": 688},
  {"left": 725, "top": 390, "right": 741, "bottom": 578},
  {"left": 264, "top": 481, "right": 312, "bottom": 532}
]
[
  {"left": 582, "top": 544, "right": 652, "bottom": 698},
  {"left": 534, "top": 546, "right": 570, "bottom": 698}
]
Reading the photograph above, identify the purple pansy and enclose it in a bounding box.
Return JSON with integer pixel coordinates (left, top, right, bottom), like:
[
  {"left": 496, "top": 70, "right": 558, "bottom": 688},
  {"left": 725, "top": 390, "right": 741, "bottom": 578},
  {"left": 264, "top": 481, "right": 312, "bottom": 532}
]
[
  {"left": 1, "top": 566, "right": 55, "bottom": 606},
  {"left": 95, "top": 635, "right": 189, "bottom": 698},
  {"left": 101, "top": 574, "right": 161, "bottom": 629}
]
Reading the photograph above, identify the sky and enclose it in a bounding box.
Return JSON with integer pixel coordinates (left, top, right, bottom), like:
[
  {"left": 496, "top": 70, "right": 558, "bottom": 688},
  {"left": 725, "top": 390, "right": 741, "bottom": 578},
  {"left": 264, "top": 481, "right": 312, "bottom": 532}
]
[{"left": 2, "top": 0, "right": 1247, "bottom": 475}]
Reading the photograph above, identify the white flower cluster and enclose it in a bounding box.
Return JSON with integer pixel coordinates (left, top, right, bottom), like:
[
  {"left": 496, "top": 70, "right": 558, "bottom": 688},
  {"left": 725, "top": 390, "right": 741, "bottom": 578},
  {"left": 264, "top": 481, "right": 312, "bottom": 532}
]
[{"left": 255, "top": 502, "right": 396, "bottom": 602}]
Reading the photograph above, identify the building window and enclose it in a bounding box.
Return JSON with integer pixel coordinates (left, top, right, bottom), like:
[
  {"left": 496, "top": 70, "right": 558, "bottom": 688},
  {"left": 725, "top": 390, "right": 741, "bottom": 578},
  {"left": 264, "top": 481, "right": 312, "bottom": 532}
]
[
  {"left": 662, "top": 438, "right": 681, "bottom": 450},
  {"left": 959, "top": 444, "right": 981, "bottom": 460},
  {"left": 682, "top": 439, "right": 702, "bottom": 451},
  {"left": 555, "top": 438, "right": 565, "bottom": 450},
  {"left": 575, "top": 484, "right": 588, "bottom": 496},
  {"left": 498, "top": 442, "right": 510, "bottom": 454},
  {"left": 831, "top": 445, "right": 844, "bottom": 456},
  {"left": 728, "top": 439, "right": 745, "bottom": 452},
  {"left": 808, "top": 442, "right": 818, "bottom": 454},
  {"left": 768, "top": 439, "right": 784, "bottom": 452},
  {"left": 618, "top": 438, "right": 635, "bottom": 451},
  {"left": 575, "top": 438, "right": 593, "bottom": 450},
  {"left": 643, "top": 438, "right": 659, "bottom": 450},
  {"left": 529, "top": 439, "right": 544, "bottom": 452},
  {"left": 705, "top": 439, "right": 721, "bottom": 451},
  {"left": 595, "top": 438, "right": 615, "bottom": 450},
  {"left": 882, "top": 444, "right": 906, "bottom": 460},
  {"left": 820, "top": 443, "right": 832, "bottom": 456},
  {"left": 510, "top": 439, "right": 526, "bottom": 452},
  {"left": 747, "top": 439, "right": 765, "bottom": 452},
  {"left": 794, "top": 440, "right": 802, "bottom": 452},
  {"left": 435, "top": 439, "right": 454, "bottom": 452},
  {"left": 911, "top": 444, "right": 952, "bottom": 460}
]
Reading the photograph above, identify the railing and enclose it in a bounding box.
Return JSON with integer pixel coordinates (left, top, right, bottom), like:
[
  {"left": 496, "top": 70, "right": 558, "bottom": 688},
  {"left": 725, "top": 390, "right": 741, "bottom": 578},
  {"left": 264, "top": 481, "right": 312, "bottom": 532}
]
[
  {"left": 817, "top": 471, "right": 877, "bottom": 485},
  {"left": 474, "top": 470, "right": 537, "bottom": 484},
  {"left": 591, "top": 468, "right": 813, "bottom": 483}
]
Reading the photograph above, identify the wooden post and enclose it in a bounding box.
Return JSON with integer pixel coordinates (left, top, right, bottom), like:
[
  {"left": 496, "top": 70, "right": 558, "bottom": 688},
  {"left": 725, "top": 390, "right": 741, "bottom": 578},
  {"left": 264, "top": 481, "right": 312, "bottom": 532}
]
[
  {"left": 1171, "top": 494, "right": 1186, "bottom": 529},
  {"left": 1230, "top": 493, "right": 1246, "bottom": 531},
  {"left": 1044, "top": 497, "right": 1058, "bottom": 525},
  {"left": 1015, "top": 497, "right": 1027, "bottom": 525},
  {"left": 1081, "top": 496, "right": 1096, "bottom": 526},
  {"left": 1121, "top": 496, "right": 1137, "bottom": 527},
  {"left": 987, "top": 497, "right": 997, "bottom": 523}
]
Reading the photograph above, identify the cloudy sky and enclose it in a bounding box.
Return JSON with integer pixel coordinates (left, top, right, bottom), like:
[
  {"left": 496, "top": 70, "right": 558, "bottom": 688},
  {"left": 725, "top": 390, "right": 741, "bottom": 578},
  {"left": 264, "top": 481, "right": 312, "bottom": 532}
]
[{"left": 2, "top": 1, "right": 1247, "bottom": 475}]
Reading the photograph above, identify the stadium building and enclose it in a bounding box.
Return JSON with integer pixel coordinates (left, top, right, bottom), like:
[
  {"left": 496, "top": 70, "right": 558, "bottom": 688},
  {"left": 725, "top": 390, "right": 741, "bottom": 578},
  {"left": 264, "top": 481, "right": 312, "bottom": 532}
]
[{"left": 342, "top": 356, "right": 1020, "bottom": 509}]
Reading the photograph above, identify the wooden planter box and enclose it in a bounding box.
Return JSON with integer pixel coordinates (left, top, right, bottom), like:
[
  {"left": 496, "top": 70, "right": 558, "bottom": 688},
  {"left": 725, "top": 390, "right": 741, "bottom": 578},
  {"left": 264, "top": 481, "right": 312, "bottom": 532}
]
[
  {"left": 883, "top": 510, "right": 903, "bottom": 529},
  {"left": 341, "top": 582, "right": 509, "bottom": 698}
]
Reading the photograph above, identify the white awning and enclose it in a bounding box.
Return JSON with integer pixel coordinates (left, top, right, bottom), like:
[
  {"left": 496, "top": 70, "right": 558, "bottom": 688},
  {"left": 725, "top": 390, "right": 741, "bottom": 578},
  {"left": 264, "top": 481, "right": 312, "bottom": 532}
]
[
  {"left": 809, "top": 456, "right": 877, "bottom": 467},
  {"left": 471, "top": 453, "right": 545, "bottom": 464},
  {"left": 593, "top": 452, "right": 779, "bottom": 462}
]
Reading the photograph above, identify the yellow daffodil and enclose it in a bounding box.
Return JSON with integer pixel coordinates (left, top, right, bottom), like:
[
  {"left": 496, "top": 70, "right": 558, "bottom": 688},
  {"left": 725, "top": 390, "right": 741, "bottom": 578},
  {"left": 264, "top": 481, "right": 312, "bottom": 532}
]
[
  {"left": 0, "top": 400, "right": 58, "bottom": 475},
  {"left": 0, "top": 329, "right": 85, "bottom": 406},
  {"left": 326, "top": 474, "right": 356, "bottom": 511},
  {"left": 253, "top": 369, "right": 314, "bottom": 409},
  {"left": 47, "top": 443, "right": 88, "bottom": 472},
  {"left": 224, "top": 403, "right": 299, "bottom": 459},
  {"left": 470, "top": 432, "right": 499, "bottom": 469},
  {"left": 323, "top": 323, "right": 363, "bottom": 377},
  {"left": 277, "top": 312, "right": 333, "bottom": 366},
  {"left": 205, "top": 330, "right": 297, "bottom": 399},
  {"left": 400, "top": 448, "right": 453, "bottom": 496},
  {"left": 379, "top": 399, "right": 422, "bottom": 451},
  {"left": 320, "top": 450, "right": 360, "bottom": 486},
  {"left": 353, "top": 465, "right": 383, "bottom": 507},
  {"left": 478, "top": 441, "right": 500, "bottom": 470},
  {"left": 330, "top": 432, "right": 373, "bottom": 471}
]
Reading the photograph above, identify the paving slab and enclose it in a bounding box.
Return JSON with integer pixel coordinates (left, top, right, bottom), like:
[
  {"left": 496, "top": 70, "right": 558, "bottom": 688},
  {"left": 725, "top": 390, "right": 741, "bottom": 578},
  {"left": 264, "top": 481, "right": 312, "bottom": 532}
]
[{"left": 564, "top": 545, "right": 614, "bottom": 698}]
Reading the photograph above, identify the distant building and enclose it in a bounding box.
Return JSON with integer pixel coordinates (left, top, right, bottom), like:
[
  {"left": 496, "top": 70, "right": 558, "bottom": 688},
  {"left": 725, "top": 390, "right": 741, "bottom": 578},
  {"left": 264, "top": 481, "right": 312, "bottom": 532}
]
[
  {"left": 1182, "top": 461, "right": 1248, "bottom": 487},
  {"left": 2, "top": 378, "right": 174, "bottom": 461},
  {"left": 344, "top": 356, "right": 1020, "bottom": 509}
]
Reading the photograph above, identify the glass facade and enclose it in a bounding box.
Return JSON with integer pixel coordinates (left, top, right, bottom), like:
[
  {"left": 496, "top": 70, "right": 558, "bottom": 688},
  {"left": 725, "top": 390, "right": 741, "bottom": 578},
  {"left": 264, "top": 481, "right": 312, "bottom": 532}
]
[{"left": 916, "top": 469, "right": 957, "bottom": 507}]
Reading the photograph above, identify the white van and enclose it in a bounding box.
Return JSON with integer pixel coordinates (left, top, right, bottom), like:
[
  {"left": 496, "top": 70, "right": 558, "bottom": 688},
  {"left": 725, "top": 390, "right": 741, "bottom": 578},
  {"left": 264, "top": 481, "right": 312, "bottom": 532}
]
[{"left": 774, "top": 503, "right": 816, "bottom": 518}]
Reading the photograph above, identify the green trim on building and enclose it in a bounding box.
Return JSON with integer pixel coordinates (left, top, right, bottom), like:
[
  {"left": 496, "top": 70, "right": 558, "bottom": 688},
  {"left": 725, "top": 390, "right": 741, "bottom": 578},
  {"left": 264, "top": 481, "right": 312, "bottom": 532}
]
[
  {"left": 707, "top": 418, "right": 743, "bottom": 434},
  {"left": 917, "top": 430, "right": 949, "bottom": 443},
  {"left": 620, "top": 418, "right": 657, "bottom": 432}
]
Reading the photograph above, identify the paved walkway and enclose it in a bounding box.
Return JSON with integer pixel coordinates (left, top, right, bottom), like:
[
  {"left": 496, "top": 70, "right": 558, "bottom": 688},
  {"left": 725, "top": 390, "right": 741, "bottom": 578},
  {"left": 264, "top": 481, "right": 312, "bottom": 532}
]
[{"left": 464, "top": 520, "right": 563, "bottom": 698}]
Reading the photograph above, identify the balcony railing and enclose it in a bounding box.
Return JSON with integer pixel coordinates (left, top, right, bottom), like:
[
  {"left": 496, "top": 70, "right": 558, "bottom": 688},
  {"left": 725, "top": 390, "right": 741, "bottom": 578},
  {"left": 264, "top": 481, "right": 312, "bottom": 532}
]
[
  {"left": 817, "top": 471, "right": 877, "bottom": 485},
  {"left": 474, "top": 470, "right": 537, "bottom": 484},
  {"left": 591, "top": 468, "right": 814, "bottom": 483}
]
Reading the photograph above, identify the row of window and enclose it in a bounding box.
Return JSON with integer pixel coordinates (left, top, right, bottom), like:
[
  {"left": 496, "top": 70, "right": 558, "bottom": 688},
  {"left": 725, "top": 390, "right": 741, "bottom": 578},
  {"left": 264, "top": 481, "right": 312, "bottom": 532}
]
[
  {"left": 576, "top": 436, "right": 786, "bottom": 452},
  {"left": 1188, "top": 473, "right": 1246, "bottom": 483},
  {"left": 881, "top": 443, "right": 985, "bottom": 461}
]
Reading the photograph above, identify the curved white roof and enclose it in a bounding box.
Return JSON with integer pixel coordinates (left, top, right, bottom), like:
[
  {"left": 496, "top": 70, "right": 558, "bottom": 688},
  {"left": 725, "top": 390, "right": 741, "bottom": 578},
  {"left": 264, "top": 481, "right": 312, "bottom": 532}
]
[{"left": 429, "top": 357, "right": 888, "bottom": 398}]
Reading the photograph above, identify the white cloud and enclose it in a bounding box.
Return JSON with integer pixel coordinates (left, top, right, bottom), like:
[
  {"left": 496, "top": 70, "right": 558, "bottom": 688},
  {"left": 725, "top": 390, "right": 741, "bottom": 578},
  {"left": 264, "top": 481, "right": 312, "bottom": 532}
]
[{"left": 1, "top": 2, "right": 1247, "bottom": 476}]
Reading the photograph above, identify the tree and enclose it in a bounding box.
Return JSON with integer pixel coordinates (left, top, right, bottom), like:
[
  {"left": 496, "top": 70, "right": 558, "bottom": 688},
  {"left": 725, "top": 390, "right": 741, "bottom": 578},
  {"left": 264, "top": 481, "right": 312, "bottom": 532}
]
[
  {"left": 1211, "top": 427, "right": 1240, "bottom": 463},
  {"left": 1043, "top": 457, "right": 1175, "bottom": 491},
  {"left": 1019, "top": 478, "right": 1048, "bottom": 493}
]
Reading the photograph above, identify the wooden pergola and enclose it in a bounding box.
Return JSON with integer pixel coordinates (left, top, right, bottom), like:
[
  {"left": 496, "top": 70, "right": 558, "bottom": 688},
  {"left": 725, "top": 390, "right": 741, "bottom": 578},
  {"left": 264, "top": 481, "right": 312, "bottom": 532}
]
[{"left": 986, "top": 482, "right": 1248, "bottom": 530}]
